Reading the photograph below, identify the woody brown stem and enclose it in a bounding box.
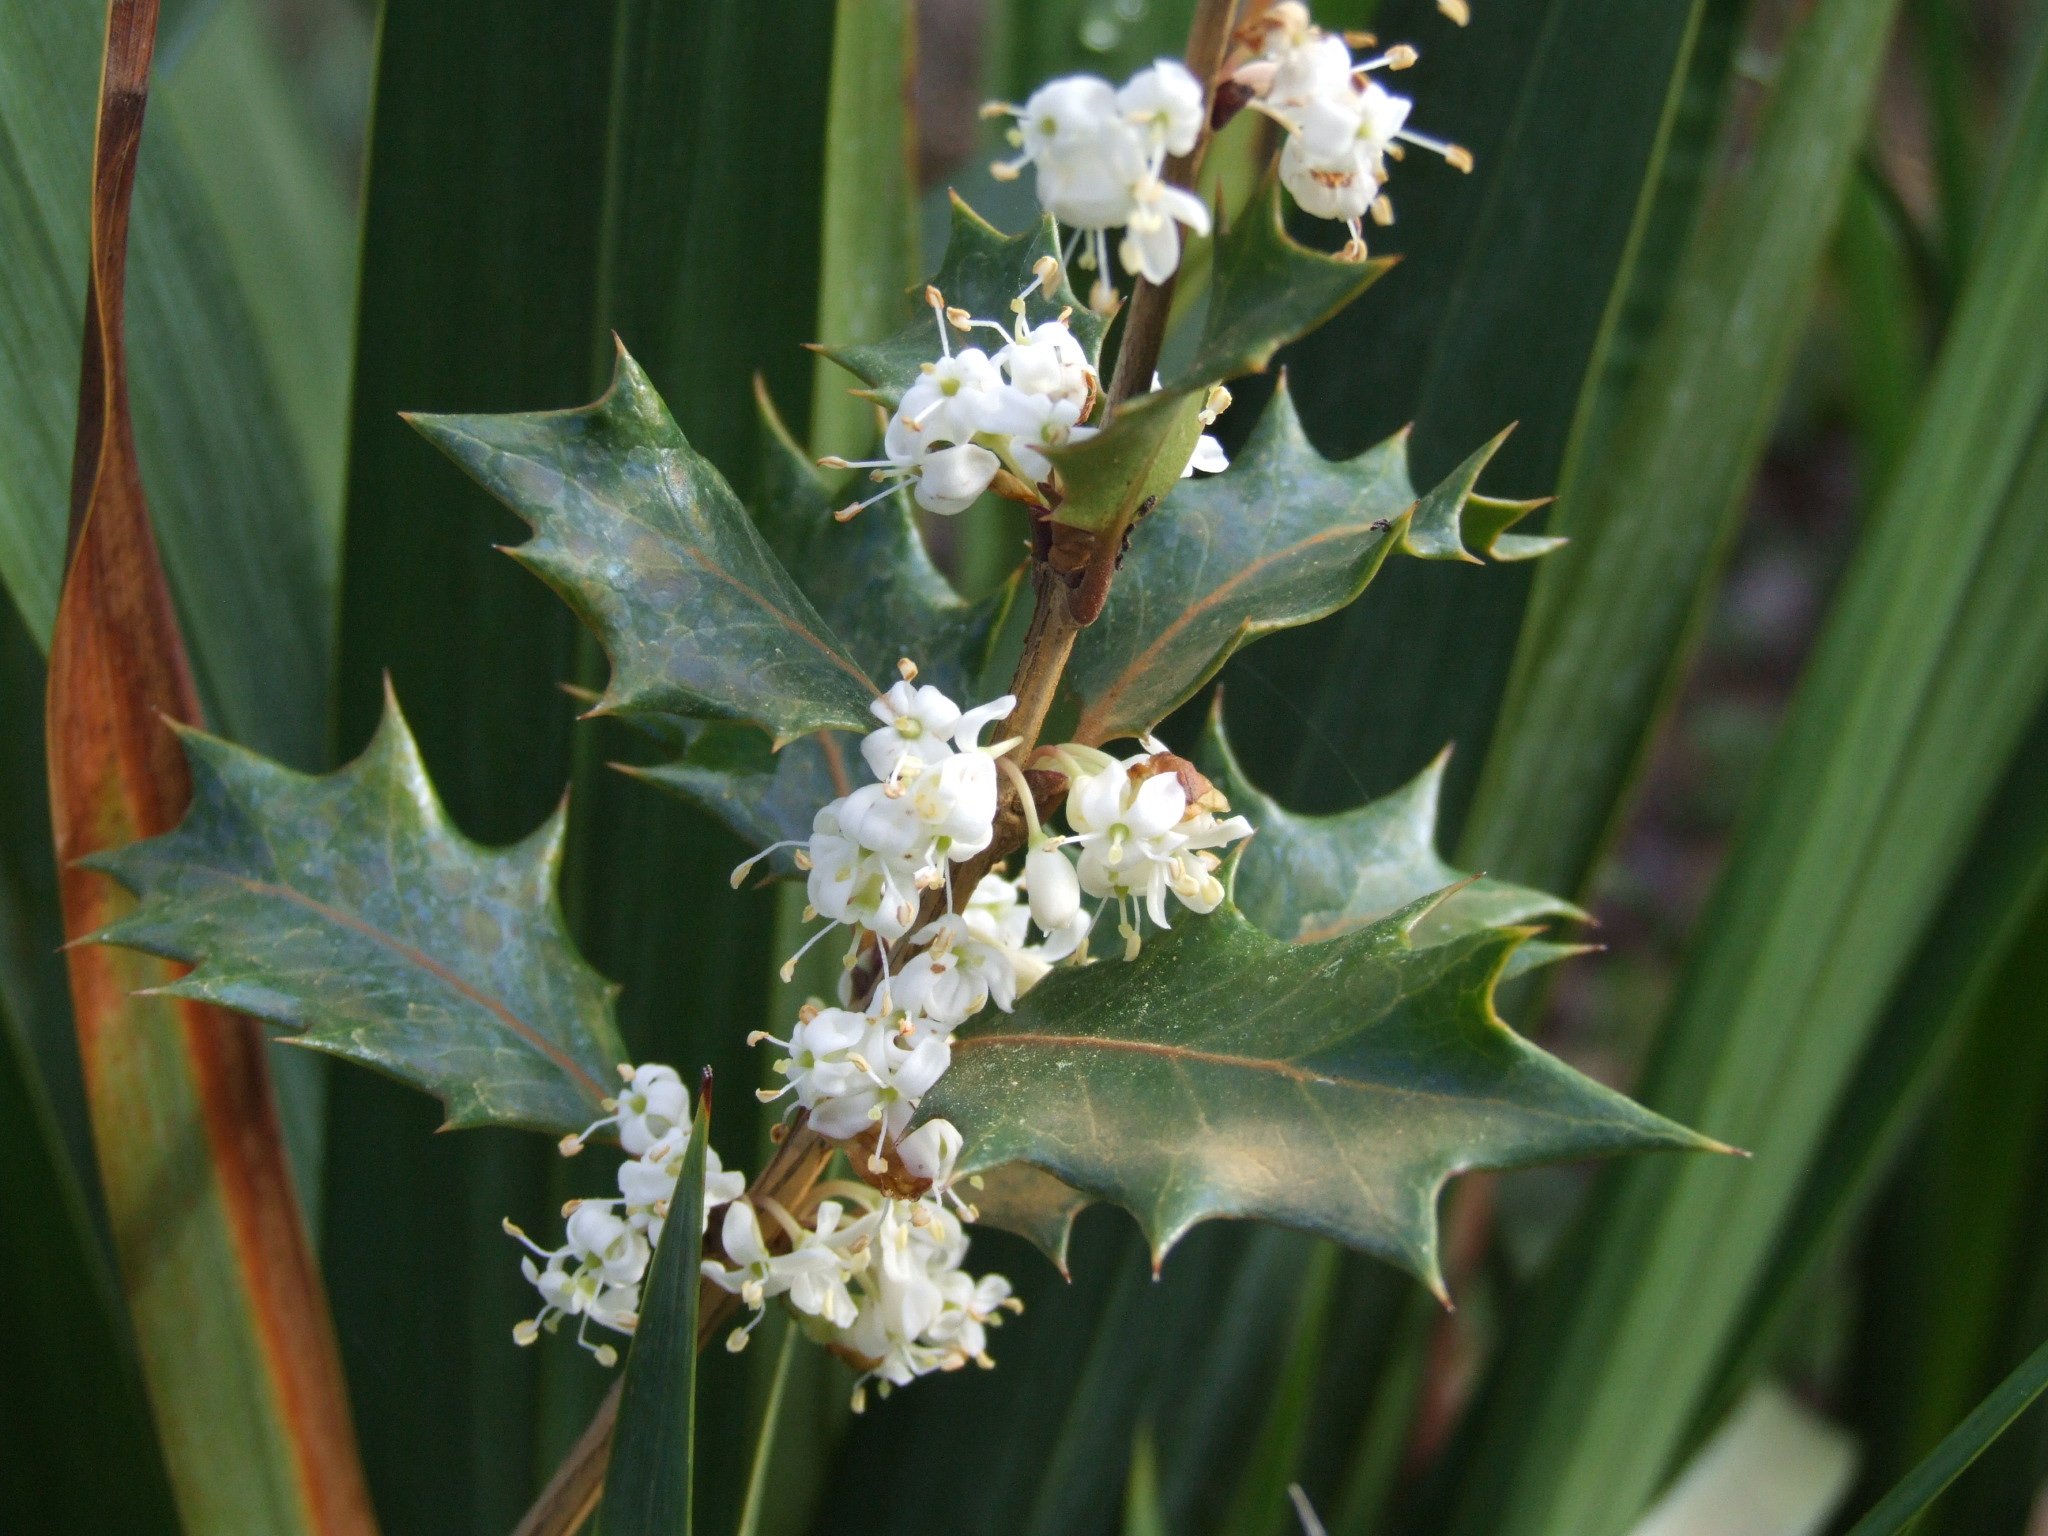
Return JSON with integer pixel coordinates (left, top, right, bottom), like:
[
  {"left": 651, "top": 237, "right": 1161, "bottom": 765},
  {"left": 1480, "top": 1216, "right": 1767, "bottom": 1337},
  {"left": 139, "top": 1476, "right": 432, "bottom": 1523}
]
[{"left": 514, "top": 5, "right": 1245, "bottom": 1531}]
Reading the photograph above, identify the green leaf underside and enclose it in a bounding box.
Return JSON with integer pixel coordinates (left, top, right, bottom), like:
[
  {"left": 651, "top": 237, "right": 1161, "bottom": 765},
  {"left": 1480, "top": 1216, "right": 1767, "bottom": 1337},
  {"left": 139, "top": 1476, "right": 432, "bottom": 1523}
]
[
  {"left": 86, "top": 691, "right": 625, "bottom": 1134},
  {"left": 601, "top": 1103, "right": 708, "bottom": 1536},
  {"left": 924, "top": 899, "right": 1715, "bottom": 1291},
  {"left": 627, "top": 387, "right": 1018, "bottom": 867},
  {"left": 409, "top": 346, "right": 878, "bottom": 744},
  {"left": 1200, "top": 703, "right": 1586, "bottom": 949},
  {"left": 1065, "top": 382, "right": 1545, "bottom": 744},
  {"left": 968, "top": 1161, "right": 1093, "bottom": 1274},
  {"left": 817, "top": 196, "right": 1107, "bottom": 409}
]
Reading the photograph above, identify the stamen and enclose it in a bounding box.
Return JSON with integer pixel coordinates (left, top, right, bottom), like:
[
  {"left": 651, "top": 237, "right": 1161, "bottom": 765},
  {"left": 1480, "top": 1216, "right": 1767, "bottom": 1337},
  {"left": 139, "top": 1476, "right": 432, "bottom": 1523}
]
[
  {"left": 1396, "top": 129, "right": 1474, "bottom": 171},
  {"left": 780, "top": 920, "right": 838, "bottom": 982},
  {"left": 730, "top": 840, "right": 805, "bottom": 888},
  {"left": 1438, "top": 0, "right": 1471, "bottom": 25},
  {"left": 836, "top": 482, "right": 906, "bottom": 523},
  {"left": 924, "top": 286, "right": 951, "bottom": 356}
]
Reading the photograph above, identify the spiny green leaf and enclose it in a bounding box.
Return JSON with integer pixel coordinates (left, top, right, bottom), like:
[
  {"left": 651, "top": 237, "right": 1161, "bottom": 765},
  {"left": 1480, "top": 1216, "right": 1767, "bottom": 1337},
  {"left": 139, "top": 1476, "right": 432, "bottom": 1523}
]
[
  {"left": 1047, "top": 177, "right": 1397, "bottom": 538},
  {"left": 1063, "top": 382, "right": 1545, "bottom": 744},
  {"left": 1200, "top": 701, "right": 1586, "bottom": 955},
  {"left": 626, "top": 387, "right": 1019, "bottom": 866},
  {"left": 87, "top": 689, "right": 625, "bottom": 1134},
  {"left": 923, "top": 899, "right": 1719, "bottom": 1293},
  {"left": 970, "top": 1161, "right": 1093, "bottom": 1276},
  {"left": 410, "top": 345, "right": 880, "bottom": 745},
  {"left": 748, "top": 382, "right": 1010, "bottom": 701},
  {"left": 1170, "top": 174, "right": 1396, "bottom": 391},
  {"left": 816, "top": 194, "right": 1106, "bottom": 410}
]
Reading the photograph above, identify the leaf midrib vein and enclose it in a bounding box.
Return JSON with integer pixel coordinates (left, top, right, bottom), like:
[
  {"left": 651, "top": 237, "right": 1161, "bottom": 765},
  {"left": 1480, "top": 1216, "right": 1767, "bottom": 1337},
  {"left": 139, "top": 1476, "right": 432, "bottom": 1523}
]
[
  {"left": 1076, "top": 521, "right": 1380, "bottom": 740},
  {"left": 214, "top": 869, "right": 609, "bottom": 1105}
]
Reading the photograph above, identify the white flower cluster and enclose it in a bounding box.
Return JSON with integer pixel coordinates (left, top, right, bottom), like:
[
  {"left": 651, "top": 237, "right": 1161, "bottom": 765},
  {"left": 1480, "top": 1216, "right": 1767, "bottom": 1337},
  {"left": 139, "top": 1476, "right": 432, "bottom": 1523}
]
[
  {"left": 826, "top": 269, "right": 1102, "bottom": 520},
  {"left": 986, "top": 60, "right": 1213, "bottom": 309},
  {"left": 1236, "top": 2, "right": 1471, "bottom": 260},
  {"left": 703, "top": 1174, "right": 1020, "bottom": 1408},
  {"left": 1030, "top": 739, "right": 1256, "bottom": 961},
  {"left": 505, "top": 1063, "right": 745, "bottom": 1364},
  {"left": 502, "top": 669, "right": 1254, "bottom": 1402}
]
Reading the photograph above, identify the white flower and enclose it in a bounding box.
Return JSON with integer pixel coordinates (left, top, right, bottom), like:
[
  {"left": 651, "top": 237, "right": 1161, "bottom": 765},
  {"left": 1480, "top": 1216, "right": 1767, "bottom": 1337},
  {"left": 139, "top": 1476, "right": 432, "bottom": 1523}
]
[
  {"left": 1185, "top": 432, "right": 1230, "bottom": 476},
  {"left": 980, "top": 388, "right": 1097, "bottom": 485},
  {"left": 616, "top": 1131, "right": 745, "bottom": 1246},
  {"left": 887, "top": 347, "right": 1008, "bottom": 455},
  {"left": 832, "top": 1197, "right": 1019, "bottom": 1409},
  {"left": 913, "top": 443, "right": 1002, "bottom": 516},
  {"left": 1059, "top": 749, "right": 1252, "bottom": 951},
  {"left": 986, "top": 61, "right": 1212, "bottom": 298},
  {"left": 1117, "top": 59, "right": 1205, "bottom": 157},
  {"left": 863, "top": 676, "right": 963, "bottom": 781},
  {"left": 1025, "top": 843, "right": 1082, "bottom": 932},
  {"left": 755, "top": 1006, "right": 950, "bottom": 1148},
  {"left": 1119, "top": 175, "right": 1211, "bottom": 285},
  {"left": 505, "top": 1203, "right": 652, "bottom": 1365},
  {"left": 895, "top": 1117, "right": 964, "bottom": 1189},
  {"left": 701, "top": 1198, "right": 877, "bottom": 1346},
  {"left": 994, "top": 318, "right": 1095, "bottom": 414},
  {"left": 805, "top": 795, "right": 925, "bottom": 941},
  {"left": 558, "top": 1061, "right": 688, "bottom": 1156},
  {"left": 1235, "top": 6, "right": 1467, "bottom": 259}
]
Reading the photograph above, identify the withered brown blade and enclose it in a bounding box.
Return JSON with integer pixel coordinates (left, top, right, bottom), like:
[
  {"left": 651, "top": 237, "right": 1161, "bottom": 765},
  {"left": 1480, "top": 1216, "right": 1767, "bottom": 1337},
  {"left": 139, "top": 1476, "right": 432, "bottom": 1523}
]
[{"left": 45, "top": 2, "right": 375, "bottom": 1529}]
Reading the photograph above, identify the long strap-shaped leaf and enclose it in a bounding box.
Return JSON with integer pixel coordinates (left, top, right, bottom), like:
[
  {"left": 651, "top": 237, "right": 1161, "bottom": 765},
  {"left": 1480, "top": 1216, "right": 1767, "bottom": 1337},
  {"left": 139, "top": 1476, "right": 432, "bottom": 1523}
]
[
  {"left": 599, "top": 1094, "right": 709, "bottom": 1536},
  {"left": 43, "top": 2, "right": 373, "bottom": 1529},
  {"left": 1841, "top": 1336, "right": 2048, "bottom": 1536},
  {"left": 1445, "top": 29, "right": 2048, "bottom": 1536}
]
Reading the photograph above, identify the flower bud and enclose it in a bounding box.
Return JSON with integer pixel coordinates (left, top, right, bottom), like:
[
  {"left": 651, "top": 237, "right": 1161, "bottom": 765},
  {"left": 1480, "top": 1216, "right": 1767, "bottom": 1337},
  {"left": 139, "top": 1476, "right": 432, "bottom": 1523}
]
[{"left": 1025, "top": 844, "right": 1082, "bottom": 931}]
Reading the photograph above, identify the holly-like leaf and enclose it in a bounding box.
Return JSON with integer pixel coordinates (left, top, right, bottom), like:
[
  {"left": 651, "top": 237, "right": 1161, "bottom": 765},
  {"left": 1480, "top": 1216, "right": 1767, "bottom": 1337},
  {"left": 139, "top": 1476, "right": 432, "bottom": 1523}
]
[
  {"left": 87, "top": 689, "right": 626, "bottom": 1134},
  {"left": 924, "top": 898, "right": 1720, "bottom": 1292},
  {"left": 816, "top": 194, "right": 1107, "bottom": 410},
  {"left": 410, "top": 344, "right": 879, "bottom": 745},
  {"left": 1170, "top": 173, "right": 1397, "bottom": 390},
  {"left": 1200, "top": 702, "right": 1587, "bottom": 959},
  {"left": 1048, "top": 176, "right": 1397, "bottom": 537},
  {"left": 969, "top": 1162, "right": 1092, "bottom": 1277},
  {"left": 1065, "top": 381, "right": 1547, "bottom": 744},
  {"left": 625, "top": 387, "right": 1020, "bottom": 868}
]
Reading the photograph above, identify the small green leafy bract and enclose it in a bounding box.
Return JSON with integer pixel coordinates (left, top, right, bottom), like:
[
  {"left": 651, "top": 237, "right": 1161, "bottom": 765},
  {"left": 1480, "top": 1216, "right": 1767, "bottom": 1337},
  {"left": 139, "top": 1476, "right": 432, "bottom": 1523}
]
[
  {"left": 1064, "top": 380, "right": 1549, "bottom": 745},
  {"left": 87, "top": 688, "right": 625, "bottom": 1133},
  {"left": 816, "top": 195, "right": 1107, "bottom": 409},
  {"left": 925, "top": 896, "right": 1717, "bottom": 1294},
  {"left": 410, "top": 344, "right": 879, "bottom": 745},
  {"left": 1048, "top": 175, "right": 1399, "bottom": 537},
  {"left": 1201, "top": 702, "right": 1587, "bottom": 956}
]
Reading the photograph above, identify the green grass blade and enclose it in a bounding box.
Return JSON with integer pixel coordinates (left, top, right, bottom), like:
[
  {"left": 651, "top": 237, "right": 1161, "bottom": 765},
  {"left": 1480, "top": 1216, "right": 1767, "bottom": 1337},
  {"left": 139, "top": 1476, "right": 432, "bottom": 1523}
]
[
  {"left": 1833, "top": 164, "right": 1931, "bottom": 497},
  {"left": 0, "top": 954, "right": 178, "bottom": 1529},
  {"left": 1220, "top": 1243, "right": 1340, "bottom": 1536},
  {"left": 160, "top": 0, "right": 356, "bottom": 520},
  {"left": 1444, "top": 31, "right": 2048, "bottom": 1536},
  {"left": 1459, "top": 0, "right": 1909, "bottom": 898},
  {"left": 732, "top": 1318, "right": 801, "bottom": 1536},
  {"left": 1125, "top": 1422, "right": 1167, "bottom": 1536},
  {"left": 808, "top": 0, "right": 919, "bottom": 459},
  {"left": 599, "top": 1100, "right": 707, "bottom": 1536},
  {"left": 326, "top": 10, "right": 621, "bottom": 1523},
  {"left": 0, "top": 0, "right": 342, "bottom": 770},
  {"left": 1699, "top": 699, "right": 2048, "bottom": 1436},
  {"left": 1219, "top": 0, "right": 1741, "bottom": 822},
  {"left": 330, "top": 3, "right": 838, "bottom": 1525},
  {"left": 1842, "top": 1336, "right": 2048, "bottom": 1536}
]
